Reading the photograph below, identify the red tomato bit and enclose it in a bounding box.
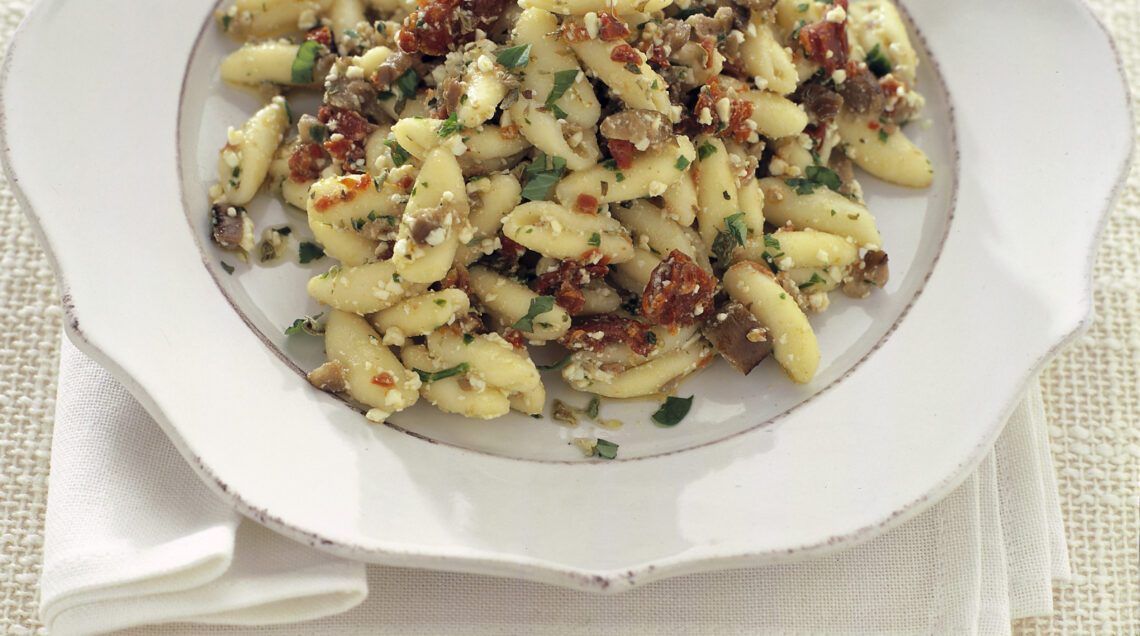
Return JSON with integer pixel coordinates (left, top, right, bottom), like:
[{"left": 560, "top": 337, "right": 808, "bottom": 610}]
[
  {"left": 559, "top": 314, "right": 657, "bottom": 357},
  {"left": 607, "top": 139, "right": 636, "bottom": 171},
  {"left": 640, "top": 250, "right": 718, "bottom": 328}
]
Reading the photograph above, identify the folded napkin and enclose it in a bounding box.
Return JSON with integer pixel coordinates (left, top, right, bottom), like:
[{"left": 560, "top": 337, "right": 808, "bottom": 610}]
[{"left": 41, "top": 336, "right": 1069, "bottom": 635}]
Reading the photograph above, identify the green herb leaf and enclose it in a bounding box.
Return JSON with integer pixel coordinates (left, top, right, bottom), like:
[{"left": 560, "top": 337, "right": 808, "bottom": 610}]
[
  {"left": 537, "top": 354, "right": 572, "bottom": 371},
  {"left": 760, "top": 251, "right": 780, "bottom": 274},
  {"left": 512, "top": 295, "right": 556, "bottom": 332},
  {"left": 385, "top": 139, "right": 411, "bottom": 166},
  {"left": 521, "top": 153, "right": 567, "bottom": 202},
  {"left": 438, "top": 112, "right": 462, "bottom": 137},
  {"left": 711, "top": 229, "right": 736, "bottom": 265},
  {"left": 797, "top": 2, "right": 809, "bottom": 10},
  {"left": 496, "top": 44, "right": 532, "bottom": 69},
  {"left": 394, "top": 67, "right": 419, "bottom": 113},
  {"left": 798, "top": 272, "right": 827, "bottom": 289},
  {"left": 674, "top": 155, "right": 691, "bottom": 171},
  {"left": 343, "top": 28, "right": 360, "bottom": 38},
  {"left": 645, "top": 330, "right": 658, "bottom": 345},
  {"left": 434, "top": 298, "right": 448, "bottom": 306},
  {"left": 284, "top": 313, "right": 324, "bottom": 336},
  {"left": 724, "top": 212, "right": 747, "bottom": 247},
  {"left": 415, "top": 362, "right": 471, "bottom": 382},
  {"left": 588, "top": 232, "right": 601, "bottom": 247},
  {"left": 623, "top": 62, "right": 641, "bottom": 75},
  {"left": 585, "top": 396, "right": 600, "bottom": 420},
  {"left": 763, "top": 234, "right": 780, "bottom": 249},
  {"left": 299, "top": 241, "right": 325, "bottom": 264},
  {"left": 548, "top": 103, "right": 569, "bottom": 120},
  {"left": 878, "top": 128, "right": 889, "bottom": 143},
  {"left": 546, "top": 69, "right": 579, "bottom": 107},
  {"left": 309, "top": 124, "right": 328, "bottom": 143},
  {"left": 651, "top": 395, "right": 693, "bottom": 426},
  {"left": 291, "top": 40, "right": 323, "bottom": 84},
  {"left": 220, "top": 260, "right": 235, "bottom": 275},
  {"left": 462, "top": 333, "right": 475, "bottom": 345},
  {"left": 222, "top": 14, "right": 232, "bottom": 31},
  {"left": 697, "top": 141, "right": 717, "bottom": 160},
  {"left": 865, "top": 43, "right": 893, "bottom": 77},
  {"left": 785, "top": 165, "right": 843, "bottom": 195},
  {"left": 594, "top": 438, "right": 619, "bottom": 459}
]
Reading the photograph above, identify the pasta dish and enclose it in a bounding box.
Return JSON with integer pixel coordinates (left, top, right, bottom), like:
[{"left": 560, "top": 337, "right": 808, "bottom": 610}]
[{"left": 206, "top": 0, "right": 932, "bottom": 434}]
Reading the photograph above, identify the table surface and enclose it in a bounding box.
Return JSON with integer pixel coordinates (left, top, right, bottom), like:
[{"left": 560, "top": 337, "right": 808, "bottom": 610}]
[{"left": 1, "top": 0, "right": 1137, "bottom": 633}]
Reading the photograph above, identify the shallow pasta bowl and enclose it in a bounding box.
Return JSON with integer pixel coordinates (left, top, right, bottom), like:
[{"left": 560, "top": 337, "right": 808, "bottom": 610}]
[{"left": 1, "top": 0, "right": 1131, "bottom": 591}]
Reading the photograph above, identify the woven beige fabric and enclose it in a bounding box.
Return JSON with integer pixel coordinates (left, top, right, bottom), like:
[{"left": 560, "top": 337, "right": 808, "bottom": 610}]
[{"left": 0, "top": 0, "right": 1136, "bottom": 633}]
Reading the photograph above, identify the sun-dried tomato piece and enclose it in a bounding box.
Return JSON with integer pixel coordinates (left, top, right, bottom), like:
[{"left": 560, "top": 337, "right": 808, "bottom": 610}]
[
  {"left": 598, "top": 13, "right": 631, "bottom": 41},
  {"left": 371, "top": 372, "right": 396, "bottom": 387},
  {"left": 397, "top": 0, "right": 507, "bottom": 56},
  {"left": 313, "top": 175, "right": 372, "bottom": 212},
  {"left": 499, "top": 124, "right": 520, "bottom": 140},
  {"left": 797, "top": 0, "right": 850, "bottom": 74},
  {"left": 574, "top": 193, "right": 599, "bottom": 215},
  {"left": 319, "top": 106, "right": 374, "bottom": 141},
  {"left": 439, "top": 263, "right": 472, "bottom": 295},
  {"left": 535, "top": 259, "right": 609, "bottom": 315},
  {"left": 607, "top": 139, "right": 635, "bottom": 170},
  {"left": 640, "top": 250, "right": 718, "bottom": 328},
  {"left": 559, "top": 314, "right": 656, "bottom": 356},
  {"left": 306, "top": 25, "right": 333, "bottom": 47},
  {"left": 725, "top": 98, "right": 754, "bottom": 143},
  {"left": 690, "top": 78, "right": 755, "bottom": 143},
  {"left": 699, "top": 36, "right": 717, "bottom": 70},
  {"left": 288, "top": 142, "right": 327, "bottom": 183},
  {"left": 499, "top": 235, "right": 528, "bottom": 262},
  {"left": 502, "top": 328, "right": 527, "bottom": 349},
  {"left": 609, "top": 43, "right": 641, "bottom": 64},
  {"left": 558, "top": 22, "right": 591, "bottom": 43}
]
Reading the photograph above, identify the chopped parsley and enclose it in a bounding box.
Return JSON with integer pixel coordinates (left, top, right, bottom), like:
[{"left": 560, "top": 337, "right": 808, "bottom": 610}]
[
  {"left": 724, "top": 212, "right": 747, "bottom": 247},
  {"left": 652, "top": 396, "right": 692, "bottom": 426},
  {"left": 219, "top": 260, "right": 235, "bottom": 275},
  {"left": 415, "top": 362, "right": 470, "bottom": 382},
  {"left": 434, "top": 298, "right": 448, "bottom": 306},
  {"left": 437, "top": 112, "right": 462, "bottom": 137},
  {"left": 394, "top": 68, "right": 419, "bottom": 113},
  {"left": 291, "top": 40, "right": 323, "bottom": 84},
  {"left": 865, "top": 43, "right": 893, "bottom": 77},
  {"left": 711, "top": 229, "right": 736, "bottom": 265},
  {"left": 784, "top": 165, "right": 843, "bottom": 195},
  {"left": 594, "top": 438, "right": 619, "bottom": 459},
  {"left": 285, "top": 313, "right": 325, "bottom": 336},
  {"left": 763, "top": 234, "right": 781, "bottom": 249},
  {"left": 308, "top": 124, "right": 328, "bottom": 142},
  {"left": 623, "top": 62, "right": 641, "bottom": 75},
  {"left": 798, "top": 272, "right": 827, "bottom": 289},
  {"left": 585, "top": 396, "right": 600, "bottom": 420},
  {"left": 878, "top": 128, "right": 889, "bottom": 143},
  {"left": 462, "top": 333, "right": 475, "bottom": 345},
  {"left": 385, "top": 139, "right": 411, "bottom": 166},
  {"left": 521, "top": 153, "right": 567, "bottom": 201},
  {"left": 512, "top": 295, "right": 556, "bottom": 332},
  {"left": 546, "top": 69, "right": 579, "bottom": 109},
  {"left": 588, "top": 232, "right": 601, "bottom": 247},
  {"left": 298, "top": 241, "right": 325, "bottom": 264},
  {"left": 496, "top": 44, "right": 531, "bottom": 69},
  {"left": 675, "top": 155, "right": 691, "bottom": 171},
  {"left": 697, "top": 140, "right": 717, "bottom": 160}
]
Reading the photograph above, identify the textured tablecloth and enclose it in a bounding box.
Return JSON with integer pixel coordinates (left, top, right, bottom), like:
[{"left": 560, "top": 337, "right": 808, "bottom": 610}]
[{"left": 1, "top": 0, "right": 1137, "bottom": 633}]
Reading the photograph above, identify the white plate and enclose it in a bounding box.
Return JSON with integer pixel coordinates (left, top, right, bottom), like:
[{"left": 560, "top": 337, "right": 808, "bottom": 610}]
[{"left": 2, "top": 0, "right": 1131, "bottom": 591}]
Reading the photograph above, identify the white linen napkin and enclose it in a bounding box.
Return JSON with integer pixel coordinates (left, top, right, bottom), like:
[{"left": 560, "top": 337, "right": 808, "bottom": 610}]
[
  {"left": 41, "top": 336, "right": 1069, "bottom": 635},
  {"left": 40, "top": 339, "right": 368, "bottom": 635}
]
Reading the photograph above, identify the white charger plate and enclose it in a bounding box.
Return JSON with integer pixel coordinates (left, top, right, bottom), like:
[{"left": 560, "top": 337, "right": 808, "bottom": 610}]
[{"left": 2, "top": 0, "right": 1131, "bottom": 591}]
